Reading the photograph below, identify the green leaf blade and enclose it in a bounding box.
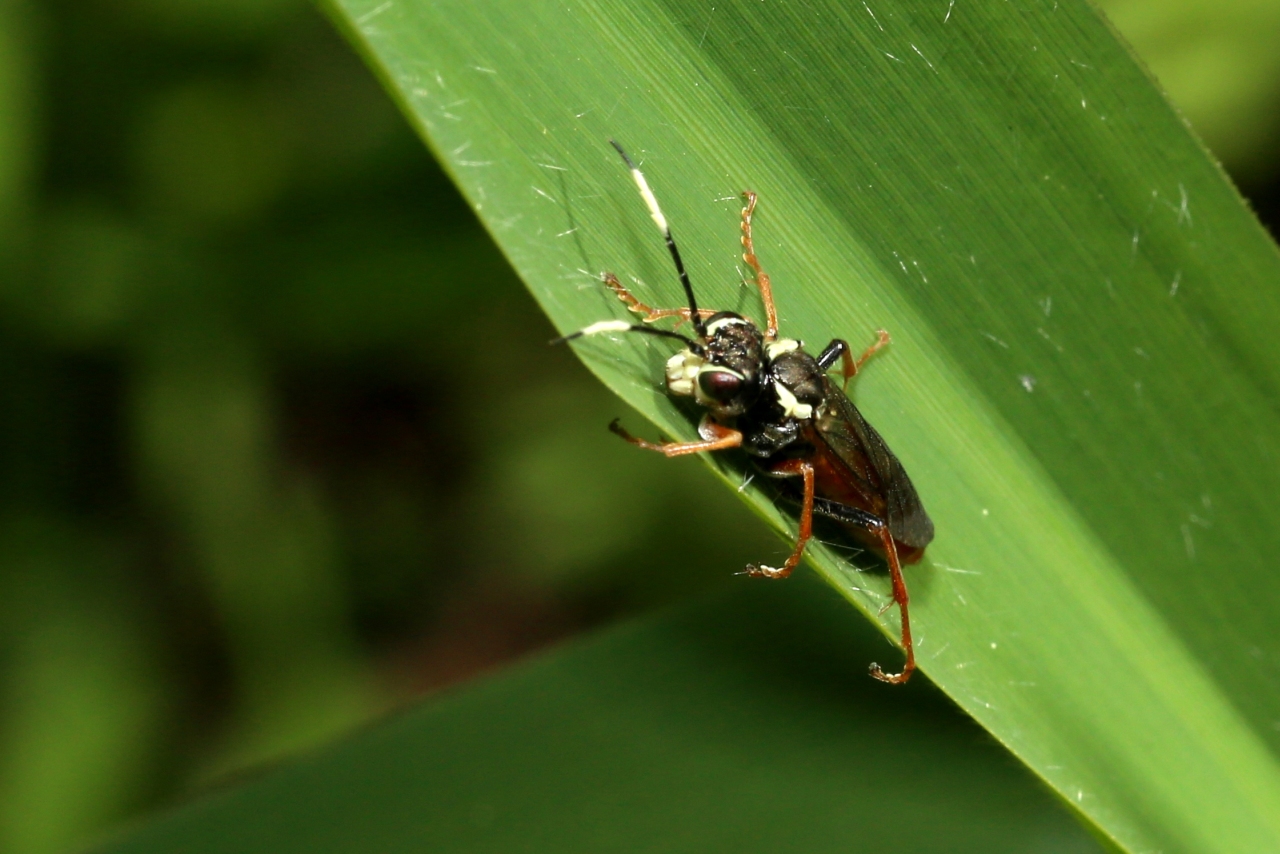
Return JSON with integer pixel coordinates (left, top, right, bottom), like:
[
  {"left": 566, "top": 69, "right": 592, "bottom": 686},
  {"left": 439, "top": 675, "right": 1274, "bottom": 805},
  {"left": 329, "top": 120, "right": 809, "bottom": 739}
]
[{"left": 328, "top": 0, "right": 1280, "bottom": 850}]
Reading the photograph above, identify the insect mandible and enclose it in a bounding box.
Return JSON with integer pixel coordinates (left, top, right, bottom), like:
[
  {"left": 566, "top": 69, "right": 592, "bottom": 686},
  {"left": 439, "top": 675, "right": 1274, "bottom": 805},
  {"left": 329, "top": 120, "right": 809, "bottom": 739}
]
[{"left": 558, "top": 141, "right": 934, "bottom": 683}]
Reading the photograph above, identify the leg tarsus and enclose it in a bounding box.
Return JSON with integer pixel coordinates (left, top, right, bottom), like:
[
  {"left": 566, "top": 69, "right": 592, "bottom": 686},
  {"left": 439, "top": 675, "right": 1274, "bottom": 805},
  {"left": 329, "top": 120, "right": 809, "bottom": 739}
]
[
  {"left": 867, "top": 525, "right": 915, "bottom": 685},
  {"left": 602, "top": 272, "right": 714, "bottom": 329},
  {"left": 740, "top": 191, "right": 779, "bottom": 342},
  {"left": 869, "top": 660, "right": 913, "bottom": 685},
  {"left": 743, "top": 460, "right": 814, "bottom": 579},
  {"left": 853, "top": 329, "right": 891, "bottom": 375}
]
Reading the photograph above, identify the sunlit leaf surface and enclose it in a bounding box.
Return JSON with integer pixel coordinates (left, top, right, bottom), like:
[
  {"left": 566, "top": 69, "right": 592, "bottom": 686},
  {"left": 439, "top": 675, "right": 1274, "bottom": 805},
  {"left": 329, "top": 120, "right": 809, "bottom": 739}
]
[{"left": 145, "top": 0, "right": 1280, "bottom": 850}]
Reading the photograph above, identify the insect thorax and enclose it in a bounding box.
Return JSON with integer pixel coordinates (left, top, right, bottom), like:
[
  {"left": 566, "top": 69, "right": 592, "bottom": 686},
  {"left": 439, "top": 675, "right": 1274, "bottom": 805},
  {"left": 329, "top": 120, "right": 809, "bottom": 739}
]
[
  {"left": 733, "top": 346, "right": 827, "bottom": 457},
  {"left": 766, "top": 348, "right": 826, "bottom": 419}
]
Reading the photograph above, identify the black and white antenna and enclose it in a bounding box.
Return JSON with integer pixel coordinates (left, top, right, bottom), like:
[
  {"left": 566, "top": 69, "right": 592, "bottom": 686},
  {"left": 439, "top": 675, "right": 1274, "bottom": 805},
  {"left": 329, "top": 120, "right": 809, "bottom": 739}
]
[
  {"left": 609, "top": 140, "right": 707, "bottom": 340},
  {"left": 551, "top": 319, "right": 700, "bottom": 350}
]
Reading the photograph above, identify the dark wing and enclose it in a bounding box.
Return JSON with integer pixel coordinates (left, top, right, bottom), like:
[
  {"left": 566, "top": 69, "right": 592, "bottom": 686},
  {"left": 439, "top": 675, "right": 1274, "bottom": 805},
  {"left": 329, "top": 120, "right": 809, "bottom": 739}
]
[{"left": 810, "top": 377, "right": 934, "bottom": 550}]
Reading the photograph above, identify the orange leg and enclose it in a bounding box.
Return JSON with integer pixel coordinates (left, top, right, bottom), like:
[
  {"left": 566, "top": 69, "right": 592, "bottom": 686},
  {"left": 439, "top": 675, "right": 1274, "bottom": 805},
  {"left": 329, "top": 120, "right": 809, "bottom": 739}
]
[
  {"left": 740, "top": 191, "right": 779, "bottom": 342},
  {"left": 817, "top": 330, "right": 892, "bottom": 390},
  {"left": 602, "top": 272, "right": 715, "bottom": 328},
  {"left": 853, "top": 330, "right": 891, "bottom": 375},
  {"left": 609, "top": 417, "right": 742, "bottom": 458},
  {"left": 838, "top": 329, "right": 891, "bottom": 390},
  {"left": 867, "top": 527, "right": 915, "bottom": 685},
  {"left": 744, "top": 459, "right": 814, "bottom": 579}
]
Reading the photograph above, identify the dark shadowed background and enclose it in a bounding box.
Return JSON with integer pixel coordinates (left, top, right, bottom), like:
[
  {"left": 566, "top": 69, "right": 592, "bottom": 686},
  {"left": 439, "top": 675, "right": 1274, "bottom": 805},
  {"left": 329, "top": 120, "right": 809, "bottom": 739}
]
[{"left": 0, "top": 0, "right": 1275, "bottom": 850}]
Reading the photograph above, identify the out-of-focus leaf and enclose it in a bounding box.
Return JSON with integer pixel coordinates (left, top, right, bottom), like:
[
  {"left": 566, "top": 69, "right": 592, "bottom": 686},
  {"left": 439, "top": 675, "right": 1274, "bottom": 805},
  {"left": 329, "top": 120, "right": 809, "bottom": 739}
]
[
  {"left": 95, "top": 578, "right": 1102, "bottom": 854},
  {"left": 1098, "top": 0, "right": 1280, "bottom": 177}
]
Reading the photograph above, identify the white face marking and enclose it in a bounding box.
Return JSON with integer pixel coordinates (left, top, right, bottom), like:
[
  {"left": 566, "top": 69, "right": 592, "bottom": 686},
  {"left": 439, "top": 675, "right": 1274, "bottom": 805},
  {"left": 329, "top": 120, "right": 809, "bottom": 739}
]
[
  {"left": 706, "top": 316, "right": 749, "bottom": 335},
  {"left": 579, "top": 319, "right": 632, "bottom": 337},
  {"left": 629, "top": 167, "right": 669, "bottom": 234},
  {"left": 665, "top": 349, "right": 703, "bottom": 397},
  {"left": 698, "top": 364, "right": 744, "bottom": 380},
  {"left": 774, "top": 380, "right": 813, "bottom": 420},
  {"left": 765, "top": 338, "right": 801, "bottom": 359}
]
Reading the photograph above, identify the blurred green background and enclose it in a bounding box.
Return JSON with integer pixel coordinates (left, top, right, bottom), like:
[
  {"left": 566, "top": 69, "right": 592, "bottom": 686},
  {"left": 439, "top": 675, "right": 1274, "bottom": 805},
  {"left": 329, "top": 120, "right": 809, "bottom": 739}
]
[{"left": 0, "top": 0, "right": 1275, "bottom": 851}]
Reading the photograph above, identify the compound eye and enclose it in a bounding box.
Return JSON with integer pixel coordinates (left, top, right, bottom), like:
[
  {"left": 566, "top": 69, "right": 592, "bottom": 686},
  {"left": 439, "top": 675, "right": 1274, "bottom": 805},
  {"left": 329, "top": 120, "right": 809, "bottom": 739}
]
[{"left": 698, "top": 370, "right": 743, "bottom": 403}]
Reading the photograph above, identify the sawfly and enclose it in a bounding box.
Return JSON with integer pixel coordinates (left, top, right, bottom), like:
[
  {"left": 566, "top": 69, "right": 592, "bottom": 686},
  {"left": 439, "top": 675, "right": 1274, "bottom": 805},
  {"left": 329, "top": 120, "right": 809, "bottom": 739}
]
[{"left": 558, "top": 142, "right": 934, "bottom": 683}]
